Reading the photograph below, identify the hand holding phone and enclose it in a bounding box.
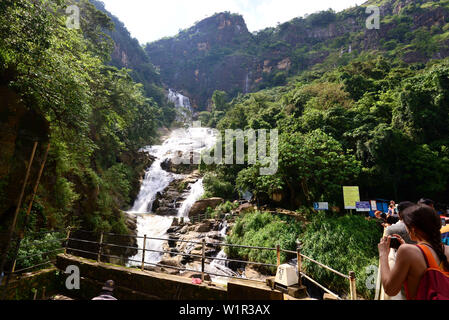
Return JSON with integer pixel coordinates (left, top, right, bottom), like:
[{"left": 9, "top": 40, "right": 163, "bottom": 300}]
[{"left": 389, "top": 235, "right": 404, "bottom": 250}]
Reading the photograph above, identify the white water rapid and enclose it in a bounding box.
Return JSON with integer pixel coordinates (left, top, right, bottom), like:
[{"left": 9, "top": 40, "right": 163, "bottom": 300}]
[
  {"left": 127, "top": 90, "right": 236, "bottom": 282},
  {"left": 128, "top": 125, "right": 217, "bottom": 265}
]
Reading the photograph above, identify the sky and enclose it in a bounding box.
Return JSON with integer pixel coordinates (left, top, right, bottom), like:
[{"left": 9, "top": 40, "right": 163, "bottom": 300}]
[{"left": 99, "top": 0, "right": 367, "bottom": 45}]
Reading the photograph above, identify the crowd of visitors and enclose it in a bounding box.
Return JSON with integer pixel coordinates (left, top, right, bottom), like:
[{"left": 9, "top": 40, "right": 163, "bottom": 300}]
[{"left": 376, "top": 198, "right": 449, "bottom": 300}]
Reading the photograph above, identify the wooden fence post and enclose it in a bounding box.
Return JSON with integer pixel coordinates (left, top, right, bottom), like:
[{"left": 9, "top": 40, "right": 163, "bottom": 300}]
[
  {"left": 64, "top": 227, "right": 71, "bottom": 255},
  {"left": 141, "top": 234, "right": 147, "bottom": 271},
  {"left": 297, "top": 247, "right": 302, "bottom": 287},
  {"left": 201, "top": 239, "right": 206, "bottom": 282},
  {"left": 97, "top": 232, "right": 104, "bottom": 262},
  {"left": 276, "top": 244, "right": 281, "bottom": 267},
  {"left": 349, "top": 271, "right": 357, "bottom": 300}
]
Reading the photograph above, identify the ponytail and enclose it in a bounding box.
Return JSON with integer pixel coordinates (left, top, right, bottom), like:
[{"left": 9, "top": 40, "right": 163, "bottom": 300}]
[
  {"left": 403, "top": 204, "right": 449, "bottom": 271},
  {"left": 429, "top": 232, "right": 449, "bottom": 271}
]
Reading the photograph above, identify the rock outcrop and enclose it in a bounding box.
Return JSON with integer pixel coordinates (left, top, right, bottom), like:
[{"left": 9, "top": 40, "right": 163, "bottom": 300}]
[{"left": 189, "top": 198, "right": 224, "bottom": 217}]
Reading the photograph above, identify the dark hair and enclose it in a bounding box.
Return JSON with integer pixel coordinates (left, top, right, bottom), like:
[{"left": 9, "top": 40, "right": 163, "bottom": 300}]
[
  {"left": 402, "top": 205, "right": 449, "bottom": 271},
  {"left": 418, "top": 198, "right": 435, "bottom": 207},
  {"left": 397, "top": 201, "right": 415, "bottom": 220}
]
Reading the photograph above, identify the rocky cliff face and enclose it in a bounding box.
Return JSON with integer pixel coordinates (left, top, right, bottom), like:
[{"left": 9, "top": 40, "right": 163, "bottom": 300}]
[
  {"left": 145, "top": 1, "right": 449, "bottom": 109},
  {"left": 146, "top": 12, "right": 253, "bottom": 109}
]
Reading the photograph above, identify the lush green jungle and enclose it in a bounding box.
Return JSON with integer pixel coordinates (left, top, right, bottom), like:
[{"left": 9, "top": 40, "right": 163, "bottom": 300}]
[{"left": 1, "top": 0, "right": 449, "bottom": 300}]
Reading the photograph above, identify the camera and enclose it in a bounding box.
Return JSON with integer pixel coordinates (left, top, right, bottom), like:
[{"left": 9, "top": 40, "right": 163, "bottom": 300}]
[{"left": 389, "top": 236, "right": 401, "bottom": 250}]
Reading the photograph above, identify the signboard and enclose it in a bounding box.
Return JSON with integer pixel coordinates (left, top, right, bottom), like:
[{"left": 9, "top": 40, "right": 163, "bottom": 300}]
[
  {"left": 356, "top": 202, "right": 371, "bottom": 212},
  {"left": 370, "top": 200, "right": 377, "bottom": 211},
  {"left": 313, "top": 202, "right": 329, "bottom": 211},
  {"left": 343, "top": 186, "right": 360, "bottom": 210}
]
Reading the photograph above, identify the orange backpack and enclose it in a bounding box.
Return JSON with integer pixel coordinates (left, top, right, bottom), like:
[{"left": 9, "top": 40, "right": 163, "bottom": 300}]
[{"left": 414, "top": 244, "right": 449, "bottom": 300}]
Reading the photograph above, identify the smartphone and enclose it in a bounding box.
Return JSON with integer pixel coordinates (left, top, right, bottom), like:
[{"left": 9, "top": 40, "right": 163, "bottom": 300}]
[{"left": 390, "top": 237, "right": 401, "bottom": 250}]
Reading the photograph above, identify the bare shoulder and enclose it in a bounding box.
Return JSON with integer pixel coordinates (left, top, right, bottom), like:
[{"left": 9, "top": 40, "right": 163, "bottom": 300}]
[{"left": 397, "top": 244, "right": 420, "bottom": 257}]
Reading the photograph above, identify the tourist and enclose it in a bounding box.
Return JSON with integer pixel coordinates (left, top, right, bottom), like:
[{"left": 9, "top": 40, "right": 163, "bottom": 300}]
[
  {"left": 387, "top": 203, "right": 399, "bottom": 225},
  {"left": 442, "top": 224, "right": 449, "bottom": 246},
  {"left": 374, "top": 211, "right": 387, "bottom": 229},
  {"left": 418, "top": 198, "right": 435, "bottom": 210},
  {"left": 382, "top": 202, "right": 415, "bottom": 300},
  {"left": 385, "top": 202, "right": 416, "bottom": 245},
  {"left": 92, "top": 280, "right": 118, "bottom": 300},
  {"left": 378, "top": 204, "right": 449, "bottom": 300}
]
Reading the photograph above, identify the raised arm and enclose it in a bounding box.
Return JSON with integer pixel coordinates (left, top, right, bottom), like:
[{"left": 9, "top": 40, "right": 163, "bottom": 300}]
[{"left": 378, "top": 237, "right": 412, "bottom": 296}]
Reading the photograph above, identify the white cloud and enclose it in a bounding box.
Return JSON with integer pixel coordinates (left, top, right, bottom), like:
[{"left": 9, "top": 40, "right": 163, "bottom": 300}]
[{"left": 99, "top": 0, "right": 366, "bottom": 44}]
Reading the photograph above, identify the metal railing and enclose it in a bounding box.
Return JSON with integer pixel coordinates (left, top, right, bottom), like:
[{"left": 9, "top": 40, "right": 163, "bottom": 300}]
[
  {"left": 189, "top": 211, "right": 227, "bottom": 224},
  {"left": 64, "top": 227, "right": 356, "bottom": 300},
  {"left": 2, "top": 227, "right": 357, "bottom": 300}
]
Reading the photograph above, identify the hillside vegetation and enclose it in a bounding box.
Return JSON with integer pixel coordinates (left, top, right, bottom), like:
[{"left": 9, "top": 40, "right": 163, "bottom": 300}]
[{"left": 0, "top": 0, "right": 171, "bottom": 236}]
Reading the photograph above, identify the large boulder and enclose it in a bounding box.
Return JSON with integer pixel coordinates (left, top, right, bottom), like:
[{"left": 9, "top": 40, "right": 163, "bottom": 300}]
[
  {"left": 235, "top": 203, "right": 255, "bottom": 215},
  {"left": 156, "top": 207, "right": 179, "bottom": 216},
  {"left": 189, "top": 198, "right": 224, "bottom": 216}
]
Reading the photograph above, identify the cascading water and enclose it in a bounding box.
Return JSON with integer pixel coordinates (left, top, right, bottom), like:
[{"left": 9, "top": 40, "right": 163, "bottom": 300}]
[
  {"left": 128, "top": 90, "right": 219, "bottom": 268},
  {"left": 168, "top": 89, "right": 193, "bottom": 122},
  {"left": 178, "top": 179, "right": 204, "bottom": 218},
  {"left": 128, "top": 90, "right": 239, "bottom": 282}
]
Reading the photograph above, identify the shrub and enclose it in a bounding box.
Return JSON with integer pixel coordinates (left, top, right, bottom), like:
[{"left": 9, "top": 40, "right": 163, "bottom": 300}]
[
  {"left": 226, "top": 211, "right": 303, "bottom": 273},
  {"left": 11, "top": 232, "right": 65, "bottom": 272},
  {"left": 300, "top": 213, "right": 383, "bottom": 299},
  {"left": 202, "top": 173, "right": 235, "bottom": 200}
]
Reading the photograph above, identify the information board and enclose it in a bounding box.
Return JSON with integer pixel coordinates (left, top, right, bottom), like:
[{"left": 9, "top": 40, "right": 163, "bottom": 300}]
[
  {"left": 313, "top": 202, "right": 329, "bottom": 211},
  {"left": 343, "top": 186, "right": 360, "bottom": 210},
  {"left": 356, "top": 202, "right": 371, "bottom": 212}
]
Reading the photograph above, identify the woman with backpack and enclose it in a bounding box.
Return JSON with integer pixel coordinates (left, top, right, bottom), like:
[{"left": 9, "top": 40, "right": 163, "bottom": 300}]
[{"left": 378, "top": 204, "right": 449, "bottom": 300}]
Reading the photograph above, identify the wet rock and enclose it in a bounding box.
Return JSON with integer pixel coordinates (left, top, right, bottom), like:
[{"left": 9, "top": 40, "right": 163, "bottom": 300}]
[
  {"left": 152, "top": 192, "right": 163, "bottom": 211},
  {"left": 235, "top": 203, "right": 255, "bottom": 215},
  {"left": 160, "top": 255, "right": 183, "bottom": 269},
  {"left": 189, "top": 198, "right": 224, "bottom": 216},
  {"left": 244, "top": 264, "right": 268, "bottom": 281},
  {"left": 156, "top": 207, "right": 179, "bottom": 216},
  {"left": 206, "top": 231, "right": 224, "bottom": 241},
  {"left": 181, "top": 272, "right": 211, "bottom": 282},
  {"left": 195, "top": 220, "right": 213, "bottom": 233}
]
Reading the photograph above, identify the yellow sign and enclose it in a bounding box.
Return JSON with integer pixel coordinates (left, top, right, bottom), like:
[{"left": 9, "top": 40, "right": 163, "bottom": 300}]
[{"left": 343, "top": 186, "right": 360, "bottom": 209}]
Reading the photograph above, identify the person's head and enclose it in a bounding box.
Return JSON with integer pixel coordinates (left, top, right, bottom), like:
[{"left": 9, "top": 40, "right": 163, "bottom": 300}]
[
  {"left": 102, "top": 280, "right": 115, "bottom": 293},
  {"left": 375, "top": 211, "right": 382, "bottom": 218},
  {"left": 397, "top": 201, "right": 415, "bottom": 220},
  {"left": 390, "top": 200, "right": 396, "bottom": 206},
  {"left": 389, "top": 204, "right": 394, "bottom": 209},
  {"left": 418, "top": 198, "right": 435, "bottom": 209},
  {"left": 402, "top": 204, "right": 449, "bottom": 270}
]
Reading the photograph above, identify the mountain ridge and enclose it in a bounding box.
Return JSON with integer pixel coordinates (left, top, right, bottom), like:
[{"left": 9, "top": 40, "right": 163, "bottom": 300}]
[{"left": 143, "top": 0, "right": 449, "bottom": 109}]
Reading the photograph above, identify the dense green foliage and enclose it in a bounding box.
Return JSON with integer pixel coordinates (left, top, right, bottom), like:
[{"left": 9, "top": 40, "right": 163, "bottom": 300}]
[
  {"left": 10, "top": 232, "right": 65, "bottom": 272},
  {"left": 202, "top": 56, "right": 449, "bottom": 208},
  {"left": 226, "top": 210, "right": 383, "bottom": 299},
  {"left": 0, "top": 0, "right": 169, "bottom": 235},
  {"left": 301, "top": 212, "right": 383, "bottom": 299},
  {"left": 226, "top": 211, "right": 303, "bottom": 273}
]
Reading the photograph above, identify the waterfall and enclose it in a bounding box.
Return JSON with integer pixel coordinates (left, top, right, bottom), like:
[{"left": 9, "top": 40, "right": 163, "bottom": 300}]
[
  {"left": 168, "top": 89, "right": 193, "bottom": 122},
  {"left": 127, "top": 105, "right": 217, "bottom": 266},
  {"left": 178, "top": 178, "right": 205, "bottom": 219},
  {"left": 127, "top": 90, "right": 237, "bottom": 281}
]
